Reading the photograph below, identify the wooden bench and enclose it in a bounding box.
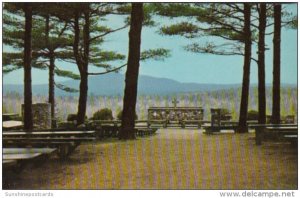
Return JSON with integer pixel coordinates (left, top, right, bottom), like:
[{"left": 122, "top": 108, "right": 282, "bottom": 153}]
[
  {"left": 204, "top": 121, "right": 239, "bottom": 133},
  {"left": 253, "top": 124, "right": 298, "bottom": 145},
  {"left": 135, "top": 128, "right": 158, "bottom": 136},
  {"left": 3, "top": 148, "right": 56, "bottom": 154},
  {"left": 3, "top": 130, "right": 96, "bottom": 158},
  {"left": 147, "top": 119, "right": 168, "bottom": 128},
  {"left": 2, "top": 151, "right": 54, "bottom": 174},
  {"left": 283, "top": 135, "right": 298, "bottom": 146},
  {"left": 3, "top": 120, "right": 23, "bottom": 130},
  {"left": 180, "top": 120, "right": 208, "bottom": 129},
  {"left": 3, "top": 153, "right": 43, "bottom": 160},
  {"left": 3, "top": 153, "right": 44, "bottom": 170},
  {"left": 96, "top": 125, "right": 157, "bottom": 138}
]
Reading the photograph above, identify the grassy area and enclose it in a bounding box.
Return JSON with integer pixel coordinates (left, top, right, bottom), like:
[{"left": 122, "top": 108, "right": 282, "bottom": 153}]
[{"left": 5, "top": 129, "right": 297, "bottom": 189}]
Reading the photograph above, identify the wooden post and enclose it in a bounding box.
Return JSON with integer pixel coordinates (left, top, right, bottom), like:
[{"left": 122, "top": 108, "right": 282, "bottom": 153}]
[
  {"left": 211, "top": 108, "right": 221, "bottom": 128},
  {"left": 255, "top": 126, "right": 263, "bottom": 145}
]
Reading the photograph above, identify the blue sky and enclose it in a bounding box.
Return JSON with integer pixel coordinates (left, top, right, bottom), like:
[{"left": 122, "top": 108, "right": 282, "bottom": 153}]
[{"left": 2, "top": 3, "right": 298, "bottom": 85}]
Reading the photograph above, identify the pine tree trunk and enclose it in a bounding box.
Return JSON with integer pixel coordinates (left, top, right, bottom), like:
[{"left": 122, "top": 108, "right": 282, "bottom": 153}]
[
  {"left": 49, "top": 53, "right": 55, "bottom": 120},
  {"left": 23, "top": 3, "right": 33, "bottom": 131},
  {"left": 238, "top": 3, "right": 252, "bottom": 133},
  {"left": 272, "top": 3, "right": 281, "bottom": 124},
  {"left": 77, "top": 72, "right": 88, "bottom": 125},
  {"left": 76, "top": 9, "right": 90, "bottom": 126},
  {"left": 45, "top": 15, "right": 55, "bottom": 122},
  {"left": 120, "top": 3, "right": 144, "bottom": 140},
  {"left": 258, "top": 3, "right": 266, "bottom": 124}
]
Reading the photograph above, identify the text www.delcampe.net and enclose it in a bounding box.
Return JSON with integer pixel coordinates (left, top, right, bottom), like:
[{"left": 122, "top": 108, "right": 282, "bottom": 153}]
[{"left": 219, "top": 191, "right": 296, "bottom": 198}]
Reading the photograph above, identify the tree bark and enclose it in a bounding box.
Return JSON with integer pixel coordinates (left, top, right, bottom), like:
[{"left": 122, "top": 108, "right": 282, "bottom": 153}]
[
  {"left": 74, "top": 8, "right": 90, "bottom": 126},
  {"left": 272, "top": 3, "right": 281, "bottom": 124},
  {"left": 258, "top": 3, "right": 266, "bottom": 124},
  {"left": 238, "top": 3, "right": 252, "bottom": 133},
  {"left": 23, "top": 3, "right": 33, "bottom": 131},
  {"left": 77, "top": 72, "right": 88, "bottom": 125},
  {"left": 49, "top": 53, "right": 55, "bottom": 121},
  {"left": 120, "top": 3, "right": 144, "bottom": 140},
  {"left": 45, "top": 15, "right": 56, "bottom": 122}
]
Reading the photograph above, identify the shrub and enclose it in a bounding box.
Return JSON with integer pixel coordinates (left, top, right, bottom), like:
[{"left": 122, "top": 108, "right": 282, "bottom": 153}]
[
  {"left": 247, "top": 110, "right": 258, "bottom": 120},
  {"left": 67, "top": 114, "right": 77, "bottom": 122},
  {"left": 220, "top": 108, "right": 231, "bottom": 120},
  {"left": 57, "top": 121, "right": 77, "bottom": 129},
  {"left": 67, "top": 114, "right": 87, "bottom": 122},
  {"left": 91, "top": 108, "right": 113, "bottom": 120},
  {"left": 220, "top": 108, "right": 230, "bottom": 116},
  {"left": 117, "top": 110, "right": 138, "bottom": 120}
]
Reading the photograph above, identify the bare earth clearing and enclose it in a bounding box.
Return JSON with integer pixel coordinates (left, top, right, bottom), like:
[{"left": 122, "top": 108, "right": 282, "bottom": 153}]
[{"left": 5, "top": 129, "right": 297, "bottom": 189}]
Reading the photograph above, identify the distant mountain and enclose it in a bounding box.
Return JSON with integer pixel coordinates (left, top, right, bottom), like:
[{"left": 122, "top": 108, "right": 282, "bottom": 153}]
[{"left": 3, "top": 73, "right": 297, "bottom": 96}]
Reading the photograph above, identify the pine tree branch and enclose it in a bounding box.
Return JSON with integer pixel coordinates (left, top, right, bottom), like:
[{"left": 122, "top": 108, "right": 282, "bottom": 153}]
[
  {"left": 58, "top": 21, "right": 69, "bottom": 38},
  {"left": 226, "top": 3, "right": 244, "bottom": 13},
  {"left": 88, "top": 63, "right": 127, "bottom": 75},
  {"left": 89, "top": 24, "right": 128, "bottom": 43}
]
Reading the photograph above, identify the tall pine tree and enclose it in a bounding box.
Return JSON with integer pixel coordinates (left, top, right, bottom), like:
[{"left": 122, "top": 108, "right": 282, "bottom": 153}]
[
  {"left": 272, "top": 3, "right": 282, "bottom": 124},
  {"left": 257, "top": 3, "right": 267, "bottom": 124},
  {"left": 120, "top": 3, "right": 144, "bottom": 140},
  {"left": 23, "top": 3, "right": 33, "bottom": 131}
]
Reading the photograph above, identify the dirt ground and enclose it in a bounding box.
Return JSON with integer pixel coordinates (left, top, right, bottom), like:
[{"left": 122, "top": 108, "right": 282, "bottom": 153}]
[{"left": 3, "top": 129, "right": 298, "bottom": 189}]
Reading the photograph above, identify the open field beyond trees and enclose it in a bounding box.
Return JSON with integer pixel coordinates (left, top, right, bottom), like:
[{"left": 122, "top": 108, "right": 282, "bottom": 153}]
[{"left": 4, "top": 129, "right": 297, "bottom": 190}]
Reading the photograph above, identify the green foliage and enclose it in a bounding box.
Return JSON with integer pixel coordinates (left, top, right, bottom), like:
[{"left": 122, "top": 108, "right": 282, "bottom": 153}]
[
  {"left": 140, "top": 48, "right": 171, "bottom": 61},
  {"left": 116, "top": 110, "right": 138, "bottom": 120},
  {"left": 154, "top": 3, "right": 200, "bottom": 18},
  {"left": 57, "top": 121, "right": 77, "bottom": 129},
  {"left": 220, "top": 108, "right": 230, "bottom": 115},
  {"left": 54, "top": 68, "right": 80, "bottom": 80},
  {"left": 247, "top": 110, "right": 258, "bottom": 120},
  {"left": 286, "top": 16, "right": 297, "bottom": 29},
  {"left": 91, "top": 51, "right": 126, "bottom": 63},
  {"left": 220, "top": 108, "right": 231, "bottom": 120},
  {"left": 161, "top": 22, "right": 200, "bottom": 38},
  {"left": 91, "top": 108, "right": 114, "bottom": 120},
  {"left": 67, "top": 114, "right": 87, "bottom": 122},
  {"left": 55, "top": 83, "right": 79, "bottom": 93}
]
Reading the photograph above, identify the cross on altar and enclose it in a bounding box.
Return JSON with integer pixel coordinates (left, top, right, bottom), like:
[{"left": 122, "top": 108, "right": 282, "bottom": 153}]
[{"left": 172, "top": 98, "right": 179, "bottom": 108}]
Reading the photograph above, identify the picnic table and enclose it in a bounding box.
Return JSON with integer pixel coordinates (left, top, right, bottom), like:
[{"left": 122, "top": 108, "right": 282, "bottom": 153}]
[
  {"left": 204, "top": 121, "right": 239, "bottom": 133},
  {"left": 3, "top": 153, "right": 43, "bottom": 160},
  {"left": 253, "top": 124, "right": 298, "bottom": 145},
  {"left": 3, "top": 130, "right": 96, "bottom": 159},
  {"left": 3, "top": 130, "right": 95, "bottom": 136},
  {"left": 3, "top": 121, "right": 23, "bottom": 130},
  {"left": 2, "top": 151, "right": 50, "bottom": 174}
]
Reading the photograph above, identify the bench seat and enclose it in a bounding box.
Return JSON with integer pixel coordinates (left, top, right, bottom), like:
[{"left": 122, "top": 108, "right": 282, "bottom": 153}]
[
  {"left": 3, "top": 130, "right": 95, "bottom": 136},
  {"left": 3, "top": 153, "right": 43, "bottom": 160},
  {"left": 3, "top": 148, "right": 57, "bottom": 154},
  {"left": 204, "top": 125, "right": 238, "bottom": 133},
  {"left": 3, "top": 137, "right": 96, "bottom": 141},
  {"left": 3, "top": 130, "right": 96, "bottom": 159}
]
